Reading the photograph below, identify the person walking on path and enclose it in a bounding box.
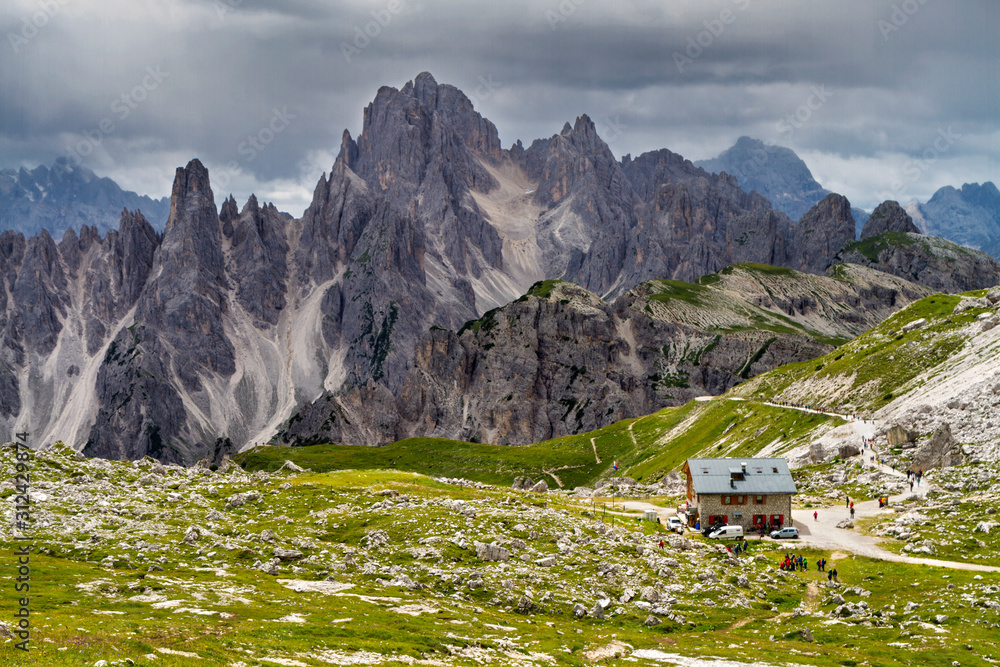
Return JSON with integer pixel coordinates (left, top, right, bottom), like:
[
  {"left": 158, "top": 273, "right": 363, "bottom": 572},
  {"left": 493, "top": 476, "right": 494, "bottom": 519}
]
[
  {"left": 850, "top": 507, "right": 855, "bottom": 519},
  {"left": 845, "top": 496, "right": 850, "bottom": 508},
  {"left": 814, "top": 511, "right": 818, "bottom": 521}
]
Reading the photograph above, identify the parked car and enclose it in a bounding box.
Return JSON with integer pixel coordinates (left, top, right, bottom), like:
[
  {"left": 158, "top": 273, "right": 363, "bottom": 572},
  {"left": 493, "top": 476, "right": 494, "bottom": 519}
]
[
  {"left": 770, "top": 526, "right": 799, "bottom": 539},
  {"left": 708, "top": 525, "right": 744, "bottom": 540},
  {"left": 665, "top": 516, "right": 685, "bottom": 533},
  {"left": 700, "top": 520, "right": 726, "bottom": 537}
]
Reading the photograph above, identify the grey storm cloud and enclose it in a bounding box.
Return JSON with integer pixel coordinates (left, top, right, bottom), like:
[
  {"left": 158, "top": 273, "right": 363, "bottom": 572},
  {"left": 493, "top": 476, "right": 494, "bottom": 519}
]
[{"left": 0, "top": 0, "right": 997, "bottom": 214}]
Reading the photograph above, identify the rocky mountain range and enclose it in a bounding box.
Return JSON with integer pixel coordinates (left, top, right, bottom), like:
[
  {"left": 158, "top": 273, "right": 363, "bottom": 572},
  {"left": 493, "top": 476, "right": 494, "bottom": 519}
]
[
  {"left": 0, "top": 158, "right": 170, "bottom": 237},
  {"left": 836, "top": 201, "right": 1000, "bottom": 293},
  {"left": 1, "top": 72, "right": 996, "bottom": 462},
  {"left": 696, "top": 136, "right": 869, "bottom": 235},
  {"left": 282, "top": 264, "right": 929, "bottom": 447},
  {"left": 907, "top": 181, "right": 1000, "bottom": 259}
]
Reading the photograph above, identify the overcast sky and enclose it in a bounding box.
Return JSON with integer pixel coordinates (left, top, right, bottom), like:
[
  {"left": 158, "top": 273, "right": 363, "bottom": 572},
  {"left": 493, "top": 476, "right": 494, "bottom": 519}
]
[{"left": 2, "top": 0, "right": 997, "bottom": 215}]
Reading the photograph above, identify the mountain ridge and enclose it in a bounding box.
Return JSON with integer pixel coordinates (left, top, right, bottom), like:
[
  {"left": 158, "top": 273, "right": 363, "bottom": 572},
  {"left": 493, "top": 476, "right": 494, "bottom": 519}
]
[
  {"left": 696, "top": 136, "right": 870, "bottom": 234},
  {"left": 1, "top": 72, "right": 995, "bottom": 462},
  {"left": 909, "top": 181, "right": 1000, "bottom": 259},
  {"left": 0, "top": 158, "right": 170, "bottom": 238}
]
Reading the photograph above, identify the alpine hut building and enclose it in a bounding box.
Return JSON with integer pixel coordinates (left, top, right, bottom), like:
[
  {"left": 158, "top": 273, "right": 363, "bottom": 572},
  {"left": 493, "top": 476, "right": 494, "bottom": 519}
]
[{"left": 681, "top": 458, "right": 797, "bottom": 532}]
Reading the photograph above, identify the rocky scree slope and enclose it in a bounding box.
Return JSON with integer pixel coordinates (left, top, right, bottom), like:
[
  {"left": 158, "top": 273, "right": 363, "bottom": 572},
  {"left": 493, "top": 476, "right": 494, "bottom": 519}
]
[{"left": 723, "top": 286, "right": 1000, "bottom": 465}]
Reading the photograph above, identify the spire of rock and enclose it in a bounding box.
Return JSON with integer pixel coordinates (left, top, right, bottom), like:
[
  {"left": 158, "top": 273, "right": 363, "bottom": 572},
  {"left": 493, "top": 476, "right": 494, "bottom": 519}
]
[
  {"left": 791, "top": 193, "right": 856, "bottom": 274},
  {"left": 135, "top": 158, "right": 234, "bottom": 391},
  {"left": 337, "top": 129, "right": 359, "bottom": 168},
  {"left": 860, "top": 200, "right": 921, "bottom": 240}
]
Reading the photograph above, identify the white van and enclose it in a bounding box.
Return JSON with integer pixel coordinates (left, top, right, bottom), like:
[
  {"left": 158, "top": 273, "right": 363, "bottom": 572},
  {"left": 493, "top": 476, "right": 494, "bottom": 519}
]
[{"left": 708, "top": 525, "right": 744, "bottom": 540}]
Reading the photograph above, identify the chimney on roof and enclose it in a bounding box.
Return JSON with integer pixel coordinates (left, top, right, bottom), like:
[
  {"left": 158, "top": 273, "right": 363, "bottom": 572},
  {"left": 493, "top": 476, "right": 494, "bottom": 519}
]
[
  {"left": 730, "top": 479, "right": 735, "bottom": 488},
  {"left": 741, "top": 462, "right": 747, "bottom": 473}
]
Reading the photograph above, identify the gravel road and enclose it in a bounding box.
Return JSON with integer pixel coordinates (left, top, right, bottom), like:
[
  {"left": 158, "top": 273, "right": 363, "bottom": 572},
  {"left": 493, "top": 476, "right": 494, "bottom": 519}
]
[{"left": 623, "top": 466, "right": 1000, "bottom": 573}]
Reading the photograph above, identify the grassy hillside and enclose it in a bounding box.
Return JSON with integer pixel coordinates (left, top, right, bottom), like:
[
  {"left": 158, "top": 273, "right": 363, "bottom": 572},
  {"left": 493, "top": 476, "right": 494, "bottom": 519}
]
[
  {"left": 733, "top": 291, "right": 975, "bottom": 412},
  {"left": 631, "top": 274, "right": 848, "bottom": 347},
  {"left": 241, "top": 412, "right": 687, "bottom": 490},
  {"left": 243, "top": 288, "right": 992, "bottom": 488},
  {"left": 239, "top": 397, "right": 844, "bottom": 488}
]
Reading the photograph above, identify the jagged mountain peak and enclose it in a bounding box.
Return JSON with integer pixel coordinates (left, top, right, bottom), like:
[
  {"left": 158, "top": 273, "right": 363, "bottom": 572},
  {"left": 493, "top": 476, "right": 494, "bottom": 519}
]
[
  {"left": 958, "top": 181, "right": 1000, "bottom": 204},
  {"left": 5, "top": 72, "right": 998, "bottom": 465},
  {"left": 559, "top": 114, "right": 604, "bottom": 148},
  {"left": 242, "top": 192, "right": 260, "bottom": 215},
  {"left": 910, "top": 181, "right": 1000, "bottom": 259},
  {"left": 411, "top": 71, "right": 440, "bottom": 105},
  {"left": 809, "top": 192, "right": 853, "bottom": 216},
  {"left": 362, "top": 72, "right": 502, "bottom": 166},
  {"left": 697, "top": 137, "right": 835, "bottom": 225},
  {"left": 337, "top": 128, "right": 359, "bottom": 168},
  {"left": 0, "top": 158, "right": 171, "bottom": 238},
  {"left": 860, "top": 200, "right": 920, "bottom": 240},
  {"left": 219, "top": 195, "right": 239, "bottom": 235},
  {"left": 165, "top": 159, "right": 216, "bottom": 233},
  {"left": 790, "top": 193, "right": 856, "bottom": 275}
]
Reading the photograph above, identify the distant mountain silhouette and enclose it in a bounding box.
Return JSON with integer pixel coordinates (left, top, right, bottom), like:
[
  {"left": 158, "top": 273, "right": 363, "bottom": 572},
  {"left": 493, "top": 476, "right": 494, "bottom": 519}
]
[
  {"left": 908, "top": 182, "right": 1000, "bottom": 259},
  {"left": 0, "top": 158, "right": 169, "bottom": 237},
  {"left": 697, "top": 137, "right": 869, "bottom": 236}
]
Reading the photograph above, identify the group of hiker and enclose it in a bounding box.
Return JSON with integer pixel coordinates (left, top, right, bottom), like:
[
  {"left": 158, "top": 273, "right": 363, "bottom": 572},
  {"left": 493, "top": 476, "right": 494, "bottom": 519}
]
[
  {"left": 778, "top": 553, "right": 839, "bottom": 580},
  {"left": 779, "top": 553, "right": 807, "bottom": 571},
  {"left": 729, "top": 539, "right": 750, "bottom": 556},
  {"left": 773, "top": 400, "right": 822, "bottom": 413},
  {"left": 767, "top": 401, "right": 874, "bottom": 422}
]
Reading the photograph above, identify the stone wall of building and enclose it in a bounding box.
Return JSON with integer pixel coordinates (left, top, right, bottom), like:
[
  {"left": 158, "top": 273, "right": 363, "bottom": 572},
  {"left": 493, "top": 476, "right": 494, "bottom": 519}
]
[{"left": 694, "top": 493, "right": 792, "bottom": 531}]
